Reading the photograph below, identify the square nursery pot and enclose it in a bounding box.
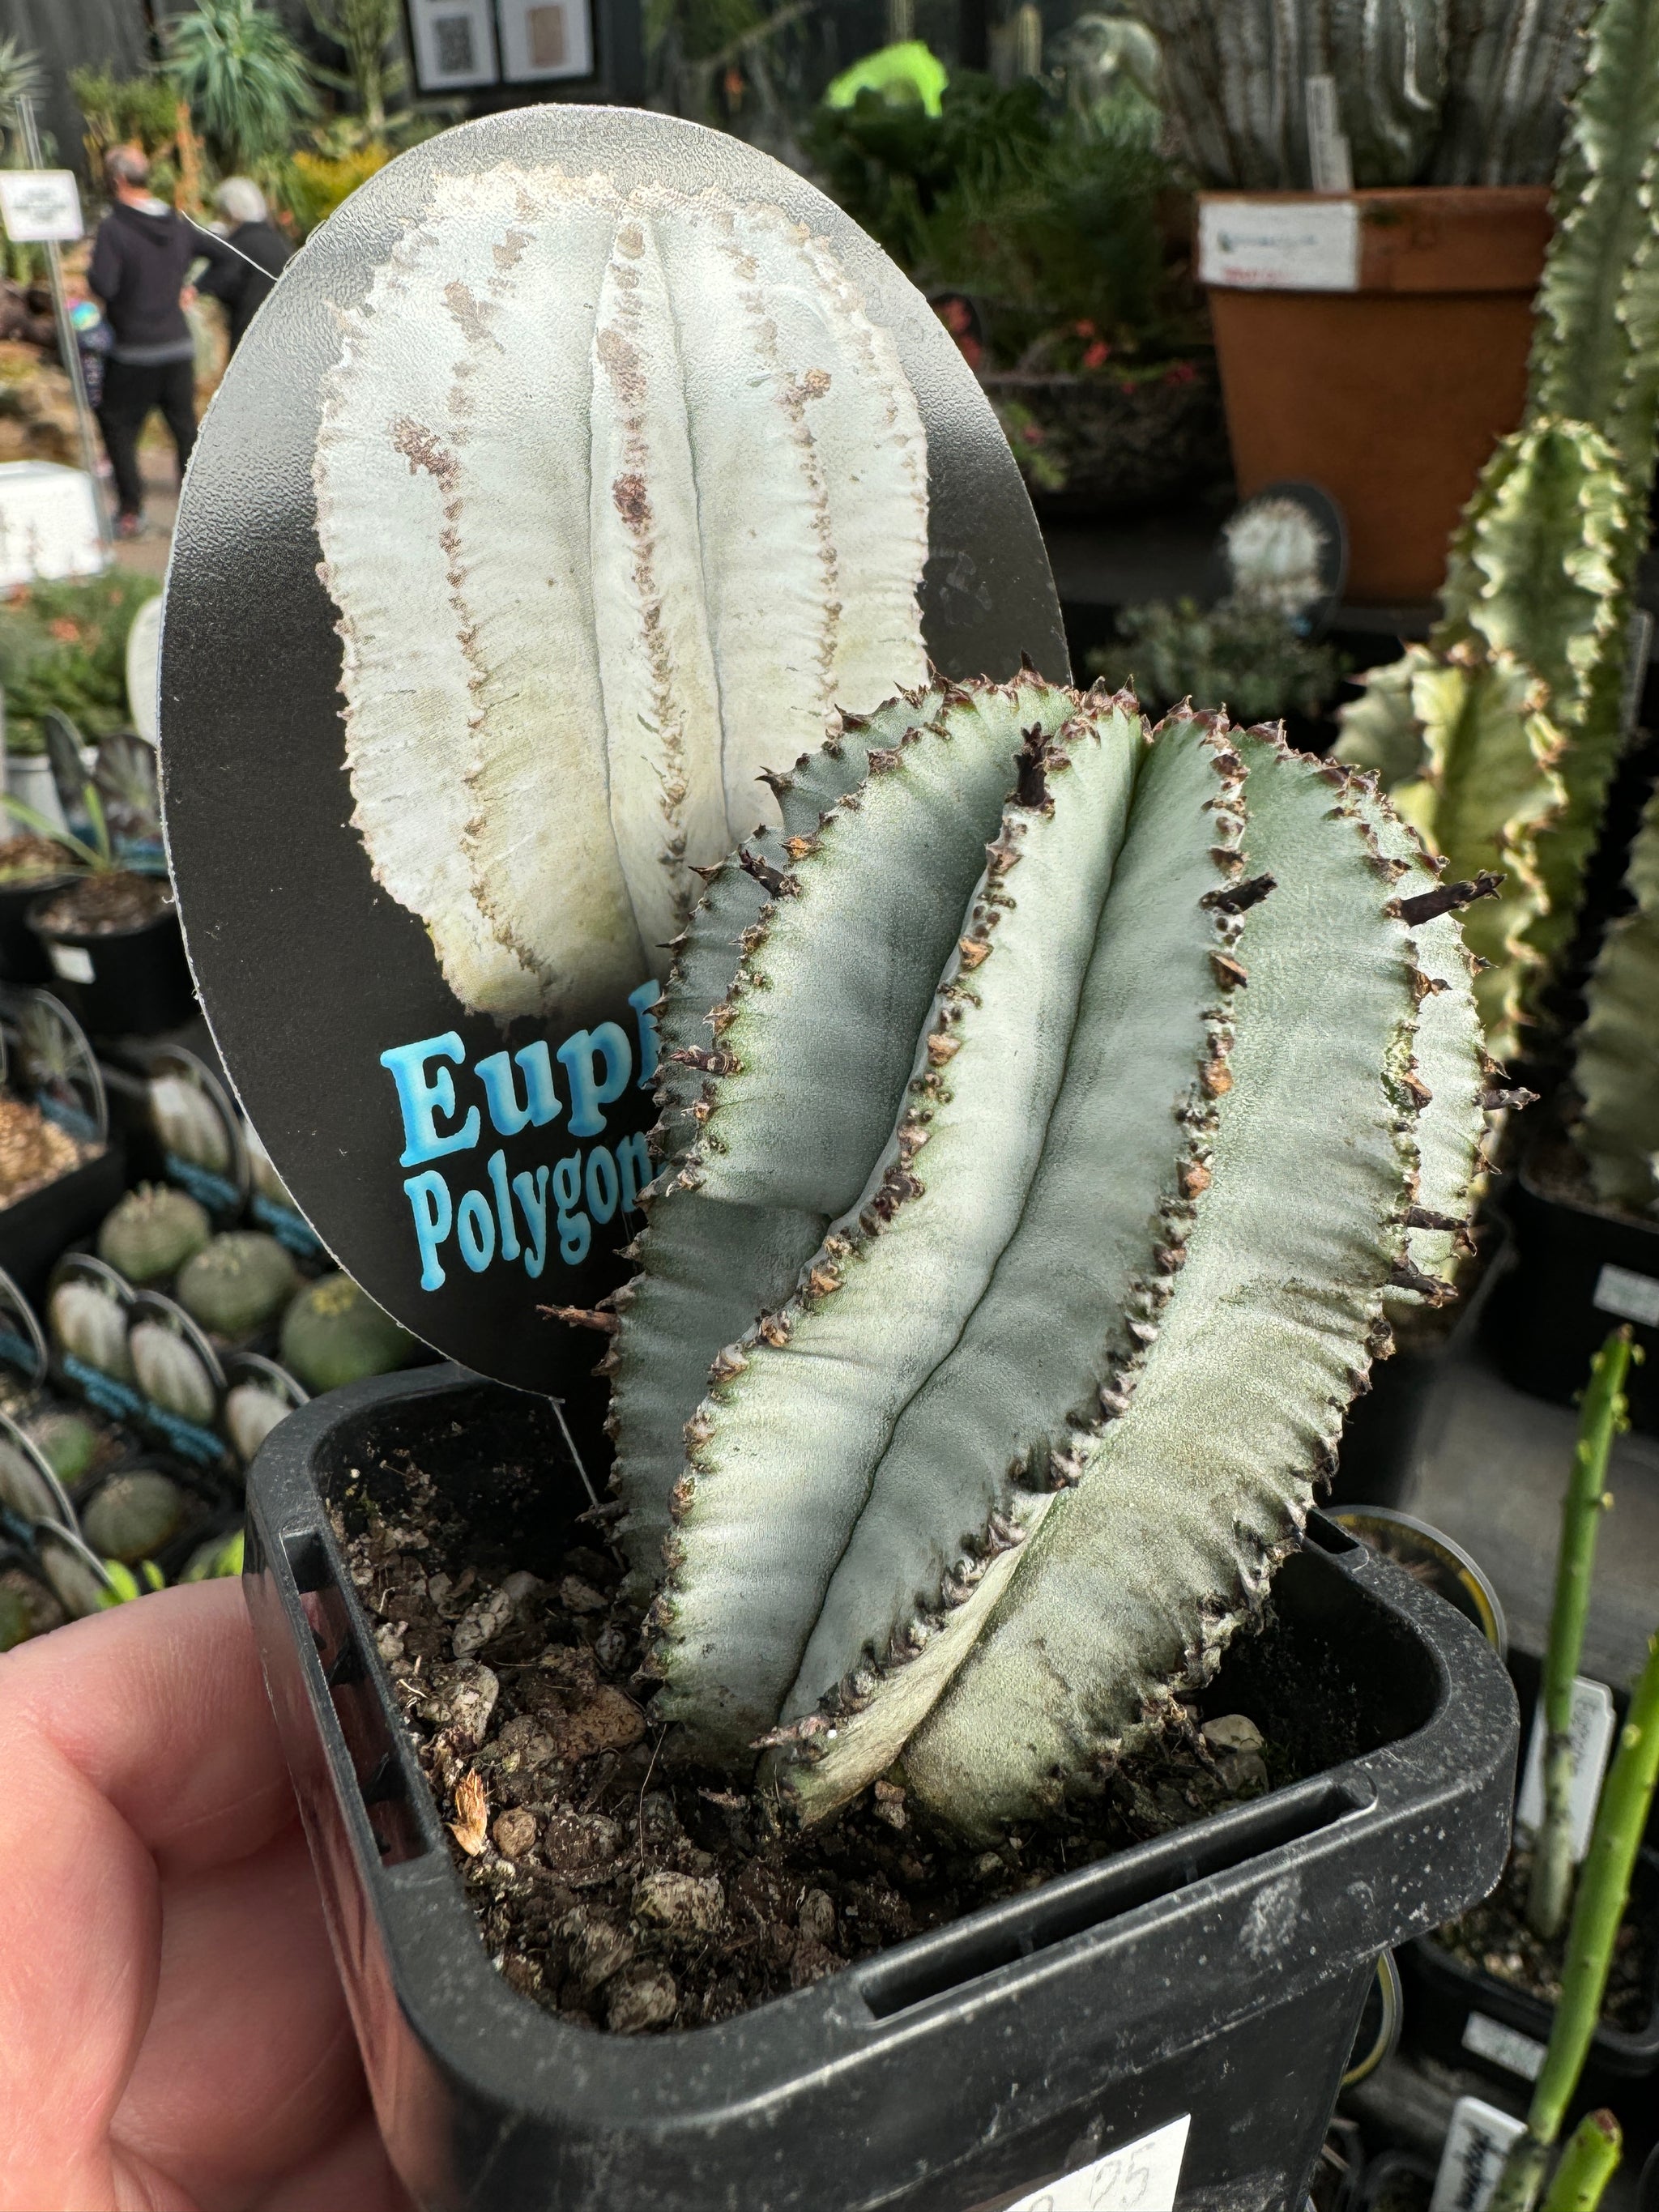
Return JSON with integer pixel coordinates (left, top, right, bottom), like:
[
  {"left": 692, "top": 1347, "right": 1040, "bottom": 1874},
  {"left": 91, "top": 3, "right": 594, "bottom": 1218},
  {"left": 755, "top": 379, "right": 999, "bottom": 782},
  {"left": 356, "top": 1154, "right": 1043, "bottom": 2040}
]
[
  {"left": 26, "top": 894, "right": 196, "bottom": 1040},
  {"left": 0, "top": 871, "right": 78, "bottom": 986},
  {"left": 1482, "top": 1161, "right": 1659, "bottom": 1435},
  {"left": 244, "top": 1365, "right": 1518, "bottom": 2212},
  {"left": 0, "top": 1140, "right": 126, "bottom": 1306}
]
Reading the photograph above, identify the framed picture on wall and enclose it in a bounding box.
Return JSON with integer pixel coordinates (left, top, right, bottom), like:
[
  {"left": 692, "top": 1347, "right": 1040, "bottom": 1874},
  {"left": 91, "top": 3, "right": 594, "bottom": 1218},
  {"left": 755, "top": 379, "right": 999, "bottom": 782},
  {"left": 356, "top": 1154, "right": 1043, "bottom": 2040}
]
[
  {"left": 407, "top": 0, "right": 501, "bottom": 90},
  {"left": 497, "top": 0, "right": 595, "bottom": 79}
]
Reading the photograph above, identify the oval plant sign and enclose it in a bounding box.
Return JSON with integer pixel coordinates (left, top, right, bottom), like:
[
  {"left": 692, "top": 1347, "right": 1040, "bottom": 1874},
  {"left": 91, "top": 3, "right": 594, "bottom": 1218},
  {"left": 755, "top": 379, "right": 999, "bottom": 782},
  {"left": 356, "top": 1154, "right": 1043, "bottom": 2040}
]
[{"left": 160, "top": 107, "right": 1067, "bottom": 1393}]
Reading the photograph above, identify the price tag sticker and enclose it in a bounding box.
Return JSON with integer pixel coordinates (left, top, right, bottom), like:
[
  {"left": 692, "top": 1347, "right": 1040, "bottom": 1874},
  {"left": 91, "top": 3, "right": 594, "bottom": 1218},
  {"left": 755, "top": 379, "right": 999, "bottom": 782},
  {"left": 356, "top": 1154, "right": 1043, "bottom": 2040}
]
[
  {"left": 1198, "top": 198, "right": 1359, "bottom": 292},
  {"left": 1461, "top": 2011, "right": 1547, "bottom": 2082},
  {"left": 1593, "top": 1261, "right": 1659, "bottom": 1328},
  {"left": 999, "top": 2115, "right": 1190, "bottom": 2212},
  {"left": 1515, "top": 1676, "right": 1616, "bottom": 1864},
  {"left": 1431, "top": 2095, "right": 1525, "bottom": 2212}
]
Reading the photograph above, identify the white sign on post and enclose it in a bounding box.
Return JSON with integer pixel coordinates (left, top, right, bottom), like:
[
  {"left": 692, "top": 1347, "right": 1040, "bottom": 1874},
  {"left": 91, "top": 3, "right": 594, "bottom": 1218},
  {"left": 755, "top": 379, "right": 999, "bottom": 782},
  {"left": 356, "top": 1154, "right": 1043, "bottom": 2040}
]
[
  {"left": 0, "top": 170, "right": 83, "bottom": 245},
  {"left": 1514, "top": 1676, "right": 1618, "bottom": 1864},
  {"left": 1198, "top": 198, "right": 1360, "bottom": 292}
]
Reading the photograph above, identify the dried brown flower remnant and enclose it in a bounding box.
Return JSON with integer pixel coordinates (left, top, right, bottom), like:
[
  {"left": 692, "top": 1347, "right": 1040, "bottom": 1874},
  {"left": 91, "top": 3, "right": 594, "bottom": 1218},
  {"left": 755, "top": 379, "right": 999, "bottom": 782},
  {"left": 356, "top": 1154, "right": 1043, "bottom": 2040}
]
[
  {"left": 450, "top": 1768, "right": 489, "bottom": 1856},
  {"left": 0, "top": 1096, "right": 85, "bottom": 1208}
]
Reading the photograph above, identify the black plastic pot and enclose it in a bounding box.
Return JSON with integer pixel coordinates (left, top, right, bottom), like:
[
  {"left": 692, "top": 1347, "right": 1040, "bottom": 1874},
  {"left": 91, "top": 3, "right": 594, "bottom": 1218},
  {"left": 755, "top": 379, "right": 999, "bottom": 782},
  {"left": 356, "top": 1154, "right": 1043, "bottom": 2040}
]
[
  {"left": 0, "top": 873, "right": 76, "bottom": 984},
  {"left": 26, "top": 895, "right": 196, "bottom": 1040},
  {"left": 245, "top": 1366, "right": 1517, "bottom": 2212},
  {"left": 0, "top": 1141, "right": 126, "bottom": 1305},
  {"left": 1484, "top": 1163, "right": 1659, "bottom": 1434}
]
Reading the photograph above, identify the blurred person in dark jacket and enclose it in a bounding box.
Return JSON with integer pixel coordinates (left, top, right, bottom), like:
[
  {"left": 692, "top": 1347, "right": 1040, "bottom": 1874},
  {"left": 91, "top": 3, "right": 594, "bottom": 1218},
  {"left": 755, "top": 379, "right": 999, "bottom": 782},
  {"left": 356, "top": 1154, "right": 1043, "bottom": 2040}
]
[
  {"left": 87, "top": 144, "right": 198, "bottom": 539},
  {"left": 194, "top": 176, "right": 292, "bottom": 353}
]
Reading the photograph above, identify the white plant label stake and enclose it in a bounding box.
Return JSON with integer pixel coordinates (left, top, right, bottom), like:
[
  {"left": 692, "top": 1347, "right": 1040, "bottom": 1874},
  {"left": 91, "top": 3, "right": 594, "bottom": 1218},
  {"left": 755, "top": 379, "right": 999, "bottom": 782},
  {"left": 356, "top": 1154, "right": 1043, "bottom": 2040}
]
[
  {"left": 314, "top": 164, "right": 930, "bottom": 1022},
  {"left": 1515, "top": 1674, "right": 1617, "bottom": 1864}
]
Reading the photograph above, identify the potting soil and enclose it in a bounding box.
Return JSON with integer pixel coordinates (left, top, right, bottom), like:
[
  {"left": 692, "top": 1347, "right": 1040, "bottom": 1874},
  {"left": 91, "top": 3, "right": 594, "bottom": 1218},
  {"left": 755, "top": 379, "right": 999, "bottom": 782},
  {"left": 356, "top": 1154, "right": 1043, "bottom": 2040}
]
[
  {"left": 331, "top": 1431, "right": 1383, "bottom": 2036},
  {"left": 1433, "top": 1847, "right": 1656, "bottom": 2029},
  {"left": 36, "top": 872, "right": 173, "bottom": 936},
  {"left": 0, "top": 1097, "right": 87, "bottom": 1208}
]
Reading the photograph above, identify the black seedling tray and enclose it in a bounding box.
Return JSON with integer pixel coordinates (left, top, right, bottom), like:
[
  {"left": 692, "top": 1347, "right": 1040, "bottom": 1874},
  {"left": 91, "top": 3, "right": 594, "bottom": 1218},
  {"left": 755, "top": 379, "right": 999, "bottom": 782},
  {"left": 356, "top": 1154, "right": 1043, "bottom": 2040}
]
[
  {"left": 0, "top": 1141, "right": 126, "bottom": 1305},
  {"left": 245, "top": 1366, "right": 1518, "bottom": 2212}
]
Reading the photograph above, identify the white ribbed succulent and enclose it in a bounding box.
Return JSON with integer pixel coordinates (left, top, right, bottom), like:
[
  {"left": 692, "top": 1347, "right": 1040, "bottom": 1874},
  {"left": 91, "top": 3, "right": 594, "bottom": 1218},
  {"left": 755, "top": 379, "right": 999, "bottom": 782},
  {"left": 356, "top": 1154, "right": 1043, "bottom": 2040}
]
[{"left": 314, "top": 166, "right": 930, "bottom": 1017}]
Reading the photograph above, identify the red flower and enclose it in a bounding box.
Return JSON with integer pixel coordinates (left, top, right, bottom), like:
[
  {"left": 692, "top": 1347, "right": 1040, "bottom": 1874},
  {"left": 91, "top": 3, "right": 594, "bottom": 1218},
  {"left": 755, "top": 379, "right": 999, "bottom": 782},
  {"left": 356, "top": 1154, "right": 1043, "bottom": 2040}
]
[
  {"left": 47, "top": 618, "right": 81, "bottom": 642},
  {"left": 1073, "top": 318, "right": 1097, "bottom": 337},
  {"left": 1020, "top": 423, "right": 1045, "bottom": 445},
  {"left": 938, "top": 297, "right": 971, "bottom": 334},
  {"left": 1162, "top": 359, "right": 1198, "bottom": 386},
  {"left": 1082, "top": 339, "right": 1111, "bottom": 370},
  {"left": 1119, "top": 378, "right": 1137, "bottom": 396}
]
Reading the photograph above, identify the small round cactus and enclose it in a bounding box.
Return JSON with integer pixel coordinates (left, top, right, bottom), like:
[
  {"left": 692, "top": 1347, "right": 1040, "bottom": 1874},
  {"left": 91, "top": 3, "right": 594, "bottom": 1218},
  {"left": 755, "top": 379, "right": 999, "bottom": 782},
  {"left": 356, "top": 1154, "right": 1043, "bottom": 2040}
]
[
  {"left": 50, "top": 1279, "right": 132, "bottom": 1379},
  {"left": 177, "top": 1233, "right": 300, "bottom": 1340},
  {"left": 97, "top": 1184, "right": 212, "bottom": 1285},
  {"left": 80, "top": 1469, "right": 191, "bottom": 1562},
  {"left": 149, "top": 1075, "right": 231, "bottom": 1173},
  {"left": 23, "top": 1409, "right": 102, "bottom": 1489},
  {"left": 0, "top": 1566, "right": 62, "bottom": 1647},
  {"left": 280, "top": 1272, "right": 416, "bottom": 1392},
  {"left": 225, "top": 1379, "right": 293, "bottom": 1463},
  {"left": 181, "top": 1525, "right": 245, "bottom": 1581},
  {"left": 130, "top": 1322, "right": 218, "bottom": 1426}
]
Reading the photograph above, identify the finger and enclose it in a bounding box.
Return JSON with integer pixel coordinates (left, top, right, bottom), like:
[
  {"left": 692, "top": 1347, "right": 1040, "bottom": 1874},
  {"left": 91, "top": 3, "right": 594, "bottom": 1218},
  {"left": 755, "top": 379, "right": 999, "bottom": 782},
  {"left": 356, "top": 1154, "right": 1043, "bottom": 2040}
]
[
  {"left": 0, "top": 1580, "right": 296, "bottom": 1876},
  {"left": 112, "top": 1831, "right": 368, "bottom": 2212},
  {"left": 247, "top": 2112, "right": 413, "bottom": 2212},
  {"left": 0, "top": 1720, "right": 159, "bottom": 2210}
]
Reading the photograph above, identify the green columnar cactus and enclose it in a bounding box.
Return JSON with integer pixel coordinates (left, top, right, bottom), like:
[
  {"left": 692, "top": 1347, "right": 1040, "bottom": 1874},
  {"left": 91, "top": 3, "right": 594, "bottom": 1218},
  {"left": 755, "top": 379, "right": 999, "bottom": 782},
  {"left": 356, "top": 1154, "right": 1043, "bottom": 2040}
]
[
  {"left": 97, "top": 1184, "right": 212, "bottom": 1285},
  {"left": 177, "top": 1232, "right": 301, "bottom": 1339},
  {"left": 597, "top": 679, "right": 1487, "bottom": 1832},
  {"left": 1492, "top": 1630, "right": 1659, "bottom": 2212},
  {"left": 1539, "top": 2113, "right": 1622, "bottom": 2212},
  {"left": 1338, "top": 0, "right": 1659, "bottom": 1028},
  {"left": 1574, "top": 788, "right": 1659, "bottom": 1207},
  {"left": 280, "top": 1273, "right": 417, "bottom": 1392},
  {"left": 1528, "top": 1328, "right": 1629, "bottom": 1941}
]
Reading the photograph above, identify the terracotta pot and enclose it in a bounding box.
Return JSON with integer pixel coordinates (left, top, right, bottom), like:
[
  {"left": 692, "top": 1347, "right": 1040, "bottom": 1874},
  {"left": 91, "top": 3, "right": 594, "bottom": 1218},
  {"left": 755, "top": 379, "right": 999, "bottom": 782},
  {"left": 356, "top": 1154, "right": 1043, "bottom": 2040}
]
[{"left": 1200, "top": 187, "right": 1552, "bottom": 605}]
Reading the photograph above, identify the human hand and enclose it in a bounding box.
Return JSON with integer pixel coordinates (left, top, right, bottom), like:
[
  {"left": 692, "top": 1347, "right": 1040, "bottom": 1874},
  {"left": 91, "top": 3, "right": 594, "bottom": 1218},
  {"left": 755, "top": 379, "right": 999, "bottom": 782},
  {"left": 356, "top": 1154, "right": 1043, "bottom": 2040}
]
[
  {"left": 0, "top": 1581, "right": 412, "bottom": 2212},
  {"left": 181, "top": 285, "right": 198, "bottom": 309}
]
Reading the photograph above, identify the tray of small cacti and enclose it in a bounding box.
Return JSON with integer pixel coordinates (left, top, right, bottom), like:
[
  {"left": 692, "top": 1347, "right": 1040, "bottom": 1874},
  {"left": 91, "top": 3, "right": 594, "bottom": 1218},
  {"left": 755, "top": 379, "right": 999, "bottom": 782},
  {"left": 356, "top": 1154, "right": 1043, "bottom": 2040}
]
[
  {"left": 0, "top": 1262, "right": 245, "bottom": 1653},
  {"left": 0, "top": 987, "right": 126, "bottom": 1302}
]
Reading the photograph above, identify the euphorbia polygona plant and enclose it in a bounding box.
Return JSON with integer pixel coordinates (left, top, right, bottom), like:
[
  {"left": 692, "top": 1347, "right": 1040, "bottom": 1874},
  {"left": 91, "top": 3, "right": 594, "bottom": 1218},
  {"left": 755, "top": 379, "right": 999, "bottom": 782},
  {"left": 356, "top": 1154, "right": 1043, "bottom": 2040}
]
[{"left": 561, "top": 672, "right": 1494, "bottom": 1839}]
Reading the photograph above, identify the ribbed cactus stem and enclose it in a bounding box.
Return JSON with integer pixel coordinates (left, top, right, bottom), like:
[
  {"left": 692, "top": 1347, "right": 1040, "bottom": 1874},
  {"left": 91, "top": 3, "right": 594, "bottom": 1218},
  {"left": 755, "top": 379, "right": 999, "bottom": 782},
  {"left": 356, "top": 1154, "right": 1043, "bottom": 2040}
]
[
  {"left": 1527, "top": 1328, "right": 1630, "bottom": 1940},
  {"left": 1541, "top": 2112, "right": 1623, "bottom": 2212},
  {"left": 1575, "top": 786, "right": 1659, "bottom": 1208},
  {"left": 1495, "top": 1632, "right": 1659, "bottom": 2210},
  {"left": 611, "top": 684, "right": 1488, "bottom": 1825}
]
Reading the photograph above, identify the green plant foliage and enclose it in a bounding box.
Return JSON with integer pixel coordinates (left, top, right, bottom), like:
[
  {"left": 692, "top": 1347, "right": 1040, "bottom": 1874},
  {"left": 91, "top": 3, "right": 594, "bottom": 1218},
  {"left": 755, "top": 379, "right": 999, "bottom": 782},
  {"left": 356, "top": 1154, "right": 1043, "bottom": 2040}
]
[
  {"left": 307, "top": 0, "right": 407, "bottom": 139},
  {"left": 0, "top": 571, "right": 161, "bottom": 753},
  {"left": 1574, "top": 787, "right": 1659, "bottom": 1208},
  {"left": 164, "top": 0, "right": 318, "bottom": 170},
  {"left": 1089, "top": 596, "right": 1345, "bottom": 725},
  {"left": 808, "top": 74, "right": 1176, "bottom": 366},
  {"left": 600, "top": 676, "right": 1486, "bottom": 1833},
  {"left": 68, "top": 66, "right": 184, "bottom": 166}
]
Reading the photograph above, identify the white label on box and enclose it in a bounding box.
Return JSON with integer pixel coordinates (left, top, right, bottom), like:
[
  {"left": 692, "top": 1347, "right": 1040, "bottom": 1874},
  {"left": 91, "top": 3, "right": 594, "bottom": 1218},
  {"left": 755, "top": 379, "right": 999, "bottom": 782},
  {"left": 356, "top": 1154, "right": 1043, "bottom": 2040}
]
[
  {"left": 1593, "top": 1260, "right": 1659, "bottom": 1328},
  {"left": 1431, "top": 2096, "right": 1527, "bottom": 2212},
  {"left": 48, "top": 944, "right": 93, "bottom": 986},
  {"left": 1199, "top": 198, "right": 1359, "bottom": 292},
  {"left": 1461, "top": 2011, "right": 1547, "bottom": 2082},
  {"left": 1514, "top": 1675, "right": 1616, "bottom": 1863},
  {"left": 1000, "top": 2115, "right": 1190, "bottom": 2212},
  {"left": 0, "top": 170, "right": 83, "bottom": 244}
]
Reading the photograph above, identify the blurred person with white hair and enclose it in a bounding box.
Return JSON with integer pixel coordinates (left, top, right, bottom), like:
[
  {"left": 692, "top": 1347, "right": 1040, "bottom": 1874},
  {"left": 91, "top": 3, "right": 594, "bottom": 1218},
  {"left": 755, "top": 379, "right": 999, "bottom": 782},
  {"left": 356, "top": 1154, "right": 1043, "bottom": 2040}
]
[
  {"left": 87, "top": 143, "right": 198, "bottom": 539},
  {"left": 194, "top": 177, "right": 292, "bottom": 354}
]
